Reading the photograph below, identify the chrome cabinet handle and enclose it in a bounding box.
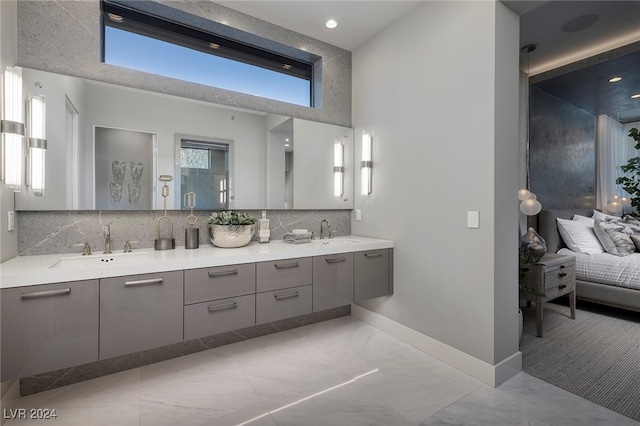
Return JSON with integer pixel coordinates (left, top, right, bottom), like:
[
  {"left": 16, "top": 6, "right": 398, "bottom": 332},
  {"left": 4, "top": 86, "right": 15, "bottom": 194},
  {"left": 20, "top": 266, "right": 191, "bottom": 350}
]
[
  {"left": 21, "top": 288, "right": 71, "bottom": 300},
  {"left": 274, "top": 290, "right": 299, "bottom": 300},
  {"left": 124, "top": 278, "right": 164, "bottom": 287},
  {"left": 325, "top": 257, "right": 346, "bottom": 263},
  {"left": 207, "top": 301, "right": 238, "bottom": 312},
  {"left": 559, "top": 284, "right": 567, "bottom": 290},
  {"left": 558, "top": 272, "right": 567, "bottom": 278},
  {"left": 364, "top": 252, "right": 383, "bottom": 258},
  {"left": 208, "top": 269, "right": 238, "bottom": 277},
  {"left": 274, "top": 262, "right": 299, "bottom": 269}
]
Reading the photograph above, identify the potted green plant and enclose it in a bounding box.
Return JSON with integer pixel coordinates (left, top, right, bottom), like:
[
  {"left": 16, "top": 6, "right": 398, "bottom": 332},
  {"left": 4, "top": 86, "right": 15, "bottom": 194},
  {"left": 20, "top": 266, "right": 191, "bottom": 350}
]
[
  {"left": 207, "top": 211, "right": 256, "bottom": 248},
  {"left": 616, "top": 127, "right": 640, "bottom": 215}
]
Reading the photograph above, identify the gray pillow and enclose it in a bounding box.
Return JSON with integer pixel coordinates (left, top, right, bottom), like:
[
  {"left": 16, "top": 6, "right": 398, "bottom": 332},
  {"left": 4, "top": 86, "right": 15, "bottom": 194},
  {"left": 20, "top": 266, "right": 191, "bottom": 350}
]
[
  {"left": 632, "top": 235, "right": 640, "bottom": 252},
  {"left": 593, "top": 219, "right": 636, "bottom": 256}
]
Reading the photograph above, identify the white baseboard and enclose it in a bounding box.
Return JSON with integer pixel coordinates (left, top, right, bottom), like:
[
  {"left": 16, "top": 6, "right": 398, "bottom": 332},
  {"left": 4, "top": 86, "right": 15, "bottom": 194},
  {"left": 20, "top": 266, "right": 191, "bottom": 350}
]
[{"left": 350, "top": 304, "right": 522, "bottom": 387}]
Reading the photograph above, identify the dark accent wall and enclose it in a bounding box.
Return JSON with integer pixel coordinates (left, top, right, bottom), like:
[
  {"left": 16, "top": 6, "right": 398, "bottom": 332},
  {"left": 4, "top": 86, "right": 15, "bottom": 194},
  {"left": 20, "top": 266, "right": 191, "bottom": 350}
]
[{"left": 529, "top": 86, "right": 596, "bottom": 209}]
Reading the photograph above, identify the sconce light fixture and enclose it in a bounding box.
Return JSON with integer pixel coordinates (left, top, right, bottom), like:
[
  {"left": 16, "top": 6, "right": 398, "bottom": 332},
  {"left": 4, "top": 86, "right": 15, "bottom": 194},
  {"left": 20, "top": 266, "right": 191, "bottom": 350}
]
[
  {"left": 1, "top": 66, "right": 25, "bottom": 191},
  {"left": 361, "top": 132, "right": 372, "bottom": 197},
  {"left": 27, "top": 95, "right": 47, "bottom": 196},
  {"left": 333, "top": 140, "right": 344, "bottom": 198},
  {"left": 518, "top": 188, "right": 542, "bottom": 216}
]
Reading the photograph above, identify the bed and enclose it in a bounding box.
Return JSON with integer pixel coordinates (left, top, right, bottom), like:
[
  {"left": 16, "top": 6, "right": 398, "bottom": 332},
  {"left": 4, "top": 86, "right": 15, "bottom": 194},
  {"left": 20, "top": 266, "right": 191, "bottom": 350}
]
[{"left": 537, "top": 209, "right": 640, "bottom": 312}]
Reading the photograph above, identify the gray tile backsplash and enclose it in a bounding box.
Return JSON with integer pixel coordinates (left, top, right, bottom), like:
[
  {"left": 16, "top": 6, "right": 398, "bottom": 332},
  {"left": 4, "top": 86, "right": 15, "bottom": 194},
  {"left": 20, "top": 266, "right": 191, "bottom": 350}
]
[{"left": 17, "top": 210, "right": 351, "bottom": 256}]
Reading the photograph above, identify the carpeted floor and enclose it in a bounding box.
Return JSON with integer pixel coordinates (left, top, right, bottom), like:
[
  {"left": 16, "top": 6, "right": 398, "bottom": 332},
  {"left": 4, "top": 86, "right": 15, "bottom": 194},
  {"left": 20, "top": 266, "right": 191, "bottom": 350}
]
[{"left": 520, "top": 299, "right": 640, "bottom": 422}]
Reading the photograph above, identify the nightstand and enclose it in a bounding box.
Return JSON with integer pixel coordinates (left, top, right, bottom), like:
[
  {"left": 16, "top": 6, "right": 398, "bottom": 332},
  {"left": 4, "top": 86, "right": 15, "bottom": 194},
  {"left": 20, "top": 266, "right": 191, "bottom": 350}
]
[{"left": 521, "top": 253, "right": 576, "bottom": 337}]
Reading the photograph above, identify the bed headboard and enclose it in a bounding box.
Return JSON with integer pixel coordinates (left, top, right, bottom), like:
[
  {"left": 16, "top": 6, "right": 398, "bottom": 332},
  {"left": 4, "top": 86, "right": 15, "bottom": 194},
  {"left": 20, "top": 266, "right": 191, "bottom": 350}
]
[{"left": 537, "top": 209, "right": 593, "bottom": 253}]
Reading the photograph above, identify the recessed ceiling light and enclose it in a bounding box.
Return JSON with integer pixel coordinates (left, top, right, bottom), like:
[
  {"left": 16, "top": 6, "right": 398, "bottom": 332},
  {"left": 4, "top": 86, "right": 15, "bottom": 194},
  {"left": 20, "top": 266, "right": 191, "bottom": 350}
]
[
  {"left": 283, "top": 64, "right": 292, "bottom": 70},
  {"left": 325, "top": 19, "right": 338, "bottom": 29},
  {"left": 285, "top": 138, "right": 290, "bottom": 142},
  {"left": 284, "top": 143, "right": 290, "bottom": 147},
  {"left": 608, "top": 76, "right": 622, "bottom": 83},
  {"left": 632, "top": 94, "right": 640, "bottom": 99},
  {"left": 209, "top": 42, "right": 220, "bottom": 49},
  {"left": 107, "top": 13, "right": 124, "bottom": 23}
]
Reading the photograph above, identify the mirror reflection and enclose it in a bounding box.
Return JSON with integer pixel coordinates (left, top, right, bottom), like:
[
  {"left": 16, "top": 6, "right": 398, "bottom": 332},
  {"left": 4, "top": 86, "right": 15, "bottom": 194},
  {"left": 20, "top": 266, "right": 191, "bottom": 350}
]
[{"left": 15, "top": 68, "right": 353, "bottom": 211}]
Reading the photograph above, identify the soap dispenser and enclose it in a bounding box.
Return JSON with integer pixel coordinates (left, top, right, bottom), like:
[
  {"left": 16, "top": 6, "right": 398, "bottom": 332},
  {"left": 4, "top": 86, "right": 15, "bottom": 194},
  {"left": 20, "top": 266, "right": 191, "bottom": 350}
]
[{"left": 259, "top": 211, "right": 270, "bottom": 243}]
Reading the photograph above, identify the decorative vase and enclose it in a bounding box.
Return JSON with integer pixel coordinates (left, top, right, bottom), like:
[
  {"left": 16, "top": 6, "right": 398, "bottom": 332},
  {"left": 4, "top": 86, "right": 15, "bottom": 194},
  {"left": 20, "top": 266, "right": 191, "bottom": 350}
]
[
  {"left": 208, "top": 224, "right": 255, "bottom": 248},
  {"left": 520, "top": 227, "right": 547, "bottom": 258}
]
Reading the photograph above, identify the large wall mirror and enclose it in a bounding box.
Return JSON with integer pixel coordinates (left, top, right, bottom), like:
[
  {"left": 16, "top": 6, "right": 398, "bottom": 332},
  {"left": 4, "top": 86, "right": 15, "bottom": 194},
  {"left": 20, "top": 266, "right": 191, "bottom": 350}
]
[{"left": 15, "top": 68, "right": 354, "bottom": 211}]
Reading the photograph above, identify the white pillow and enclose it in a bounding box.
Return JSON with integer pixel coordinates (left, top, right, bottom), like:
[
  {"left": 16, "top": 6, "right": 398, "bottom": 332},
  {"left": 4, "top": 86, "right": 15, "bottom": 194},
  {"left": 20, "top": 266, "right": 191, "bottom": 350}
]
[
  {"left": 572, "top": 214, "right": 594, "bottom": 225},
  {"left": 556, "top": 217, "right": 604, "bottom": 254}
]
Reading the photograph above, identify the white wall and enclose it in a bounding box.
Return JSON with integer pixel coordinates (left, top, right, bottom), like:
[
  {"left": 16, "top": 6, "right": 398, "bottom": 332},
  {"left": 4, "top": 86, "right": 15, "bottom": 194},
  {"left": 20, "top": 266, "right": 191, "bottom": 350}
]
[
  {"left": 0, "top": 0, "right": 18, "bottom": 263},
  {"left": 352, "top": 0, "right": 520, "bottom": 385}
]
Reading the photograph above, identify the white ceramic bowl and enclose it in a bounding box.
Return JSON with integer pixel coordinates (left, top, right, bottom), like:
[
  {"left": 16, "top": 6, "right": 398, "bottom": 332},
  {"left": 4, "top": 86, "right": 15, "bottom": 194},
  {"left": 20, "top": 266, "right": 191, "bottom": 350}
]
[{"left": 208, "top": 224, "right": 255, "bottom": 248}]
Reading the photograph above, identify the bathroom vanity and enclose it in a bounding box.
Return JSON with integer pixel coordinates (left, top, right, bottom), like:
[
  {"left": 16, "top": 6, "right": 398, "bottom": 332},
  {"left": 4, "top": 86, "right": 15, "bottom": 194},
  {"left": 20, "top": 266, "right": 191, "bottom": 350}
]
[{"left": 0, "top": 237, "right": 393, "bottom": 383}]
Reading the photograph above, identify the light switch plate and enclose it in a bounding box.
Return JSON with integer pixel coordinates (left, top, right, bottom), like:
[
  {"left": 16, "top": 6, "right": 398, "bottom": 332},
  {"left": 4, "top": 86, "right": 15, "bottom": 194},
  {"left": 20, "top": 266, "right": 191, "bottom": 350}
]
[
  {"left": 355, "top": 209, "right": 362, "bottom": 221},
  {"left": 467, "top": 211, "right": 479, "bottom": 229}
]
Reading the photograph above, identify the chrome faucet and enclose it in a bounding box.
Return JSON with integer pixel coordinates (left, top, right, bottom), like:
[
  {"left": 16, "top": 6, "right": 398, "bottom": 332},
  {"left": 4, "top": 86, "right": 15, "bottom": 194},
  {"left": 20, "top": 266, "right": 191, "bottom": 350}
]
[
  {"left": 103, "top": 225, "right": 112, "bottom": 254},
  {"left": 320, "top": 219, "right": 330, "bottom": 239}
]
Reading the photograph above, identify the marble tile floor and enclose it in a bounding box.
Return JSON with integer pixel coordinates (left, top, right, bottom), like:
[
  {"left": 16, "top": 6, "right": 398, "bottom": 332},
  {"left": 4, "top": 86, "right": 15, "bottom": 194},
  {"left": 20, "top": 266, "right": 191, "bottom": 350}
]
[{"left": 3, "top": 316, "right": 637, "bottom": 426}]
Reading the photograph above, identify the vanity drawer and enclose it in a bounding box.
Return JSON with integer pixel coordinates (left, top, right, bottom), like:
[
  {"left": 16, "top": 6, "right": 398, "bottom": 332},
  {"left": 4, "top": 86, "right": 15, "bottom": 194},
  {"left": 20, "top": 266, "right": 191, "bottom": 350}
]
[
  {"left": 100, "top": 271, "right": 183, "bottom": 360},
  {"left": 1, "top": 280, "right": 99, "bottom": 381},
  {"left": 184, "top": 294, "right": 255, "bottom": 340},
  {"left": 184, "top": 263, "right": 255, "bottom": 305},
  {"left": 256, "top": 257, "right": 312, "bottom": 292},
  {"left": 256, "top": 285, "right": 312, "bottom": 324}
]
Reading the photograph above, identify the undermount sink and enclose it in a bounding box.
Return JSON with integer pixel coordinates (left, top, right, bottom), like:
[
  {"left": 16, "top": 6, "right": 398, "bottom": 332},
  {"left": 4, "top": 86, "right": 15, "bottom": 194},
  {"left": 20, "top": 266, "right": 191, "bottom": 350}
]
[
  {"left": 50, "top": 251, "right": 148, "bottom": 268},
  {"left": 312, "top": 238, "right": 363, "bottom": 246}
]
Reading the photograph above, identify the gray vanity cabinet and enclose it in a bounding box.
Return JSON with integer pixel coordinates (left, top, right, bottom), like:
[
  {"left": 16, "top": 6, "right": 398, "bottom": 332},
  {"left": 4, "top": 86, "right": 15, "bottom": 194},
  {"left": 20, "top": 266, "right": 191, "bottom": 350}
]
[
  {"left": 99, "top": 271, "right": 183, "bottom": 359},
  {"left": 256, "top": 257, "right": 313, "bottom": 323},
  {"left": 0, "top": 280, "right": 99, "bottom": 381},
  {"left": 313, "top": 253, "right": 354, "bottom": 312},
  {"left": 354, "top": 249, "right": 393, "bottom": 302},
  {"left": 183, "top": 263, "right": 256, "bottom": 340}
]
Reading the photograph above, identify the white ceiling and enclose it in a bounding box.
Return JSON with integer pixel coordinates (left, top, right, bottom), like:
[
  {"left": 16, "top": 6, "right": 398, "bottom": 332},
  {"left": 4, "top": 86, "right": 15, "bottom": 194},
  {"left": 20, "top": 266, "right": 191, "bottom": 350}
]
[
  {"left": 216, "top": 1, "right": 640, "bottom": 122},
  {"left": 215, "top": 1, "right": 421, "bottom": 51}
]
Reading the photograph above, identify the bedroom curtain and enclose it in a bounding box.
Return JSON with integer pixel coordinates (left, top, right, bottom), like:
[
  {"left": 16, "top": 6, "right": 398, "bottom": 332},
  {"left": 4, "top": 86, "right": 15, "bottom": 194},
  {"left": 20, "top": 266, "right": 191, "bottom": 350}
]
[{"left": 596, "top": 115, "right": 630, "bottom": 212}]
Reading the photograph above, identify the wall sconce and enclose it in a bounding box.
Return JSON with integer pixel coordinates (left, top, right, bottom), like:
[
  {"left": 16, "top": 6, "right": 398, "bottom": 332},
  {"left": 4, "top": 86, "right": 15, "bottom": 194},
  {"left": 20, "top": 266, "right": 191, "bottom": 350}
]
[
  {"left": 1, "top": 66, "right": 25, "bottom": 191},
  {"left": 361, "top": 132, "right": 372, "bottom": 196},
  {"left": 518, "top": 188, "right": 542, "bottom": 216},
  {"left": 333, "top": 139, "right": 344, "bottom": 198},
  {"left": 27, "top": 95, "right": 47, "bottom": 196}
]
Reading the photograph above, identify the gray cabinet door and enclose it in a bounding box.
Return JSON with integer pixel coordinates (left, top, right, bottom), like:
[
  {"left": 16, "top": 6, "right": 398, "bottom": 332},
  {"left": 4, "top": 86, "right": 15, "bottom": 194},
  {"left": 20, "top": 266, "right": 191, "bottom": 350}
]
[
  {"left": 313, "top": 253, "right": 354, "bottom": 312},
  {"left": 184, "top": 263, "right": 255, "bottom": 305},
  {"left": 184, "top": 294, "right": 255, "bottom": 340},
  {"left": 354, "top": 249, "right": 393, "bottom": 302},
  {"left": 100, "top": 271, "right": 183, "bottom": 359},
  {"left": 256, "top": 257, "right": 312, "bottom": 292},
  {"left": 1, "top": 280, "right": 99, "bottom": 381},
  {"left": 256, "top": 285, "right": 312, "bottom": 324}
]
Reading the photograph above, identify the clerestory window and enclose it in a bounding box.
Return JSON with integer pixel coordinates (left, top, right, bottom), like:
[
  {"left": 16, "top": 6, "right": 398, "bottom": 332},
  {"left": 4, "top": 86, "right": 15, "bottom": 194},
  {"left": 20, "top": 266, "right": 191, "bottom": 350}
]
[{"left": 101, "top": 0, "right": 317, "bottom": 107}]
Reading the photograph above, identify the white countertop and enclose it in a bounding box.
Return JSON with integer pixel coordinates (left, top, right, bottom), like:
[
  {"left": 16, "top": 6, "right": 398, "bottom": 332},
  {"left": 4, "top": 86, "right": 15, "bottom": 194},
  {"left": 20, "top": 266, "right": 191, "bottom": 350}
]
[{"left": 0, "top": 236, "right": 393, "bottom": 289}]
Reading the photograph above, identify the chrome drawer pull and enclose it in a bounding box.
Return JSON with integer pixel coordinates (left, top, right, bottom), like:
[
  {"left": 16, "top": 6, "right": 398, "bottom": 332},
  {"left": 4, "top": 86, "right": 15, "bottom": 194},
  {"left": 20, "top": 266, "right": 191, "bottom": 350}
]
[
  {"left": 559, "top": 284, "right": 567, "bottom": 290},
  {"left": 364, "top": 252, "right": 383, "bottom": 258},
  {"left": 274, "top": 291, "right": 299, "bottom": 300},
  {"left": 21, "top": 288, "right": 71, "bottom": 299},
  {"left": 208, "top": 269, "right": 238, "bottom": 277},
  {"left": 325, "top": 257, "right": 346, "bottom": 263},
  {"left": 558, "top": 272, "right": 567, "bottom": 278},
  {"left": 207, "top": 301, "right": 238, "bottom": 312},
  {"left": 274, "top": 262, "right": 299, "bottom": 269},
  {"left": 124, "top": 278, "right": 164, "bottom": 287}
]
